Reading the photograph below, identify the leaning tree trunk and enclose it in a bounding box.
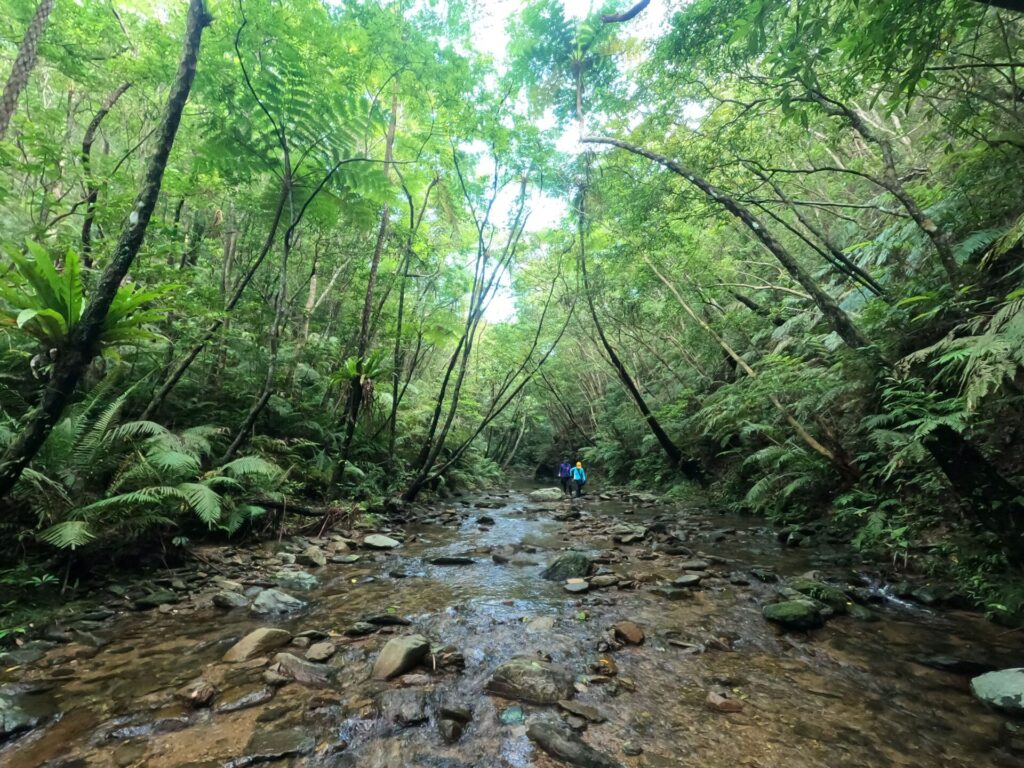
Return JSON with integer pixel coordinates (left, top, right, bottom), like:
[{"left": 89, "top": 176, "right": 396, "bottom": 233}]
[
  {"left": 584, "top": 134, "right": 1024, "bottom": 551},
  {"left": 0, "top": 0, "right": 211, "bottom": 500},
  {"left": 578, "top": 192, "right": 705, "bottom": 483},
  {"left": 0, "top": 0, "right": 55, "bottom": 142},
  {"left": 81, "top": 81, "right": 133, "bottom": 266}
]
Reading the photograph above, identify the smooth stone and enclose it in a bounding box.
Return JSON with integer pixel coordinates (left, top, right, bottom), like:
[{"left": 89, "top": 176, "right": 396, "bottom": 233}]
[
  {"left": 223, "top": 628, "right": 292, "bottom": 662},
  {"left": 372, "top": 635, "right": 431, "bottom": 680},
  {"left": 363, "top": 534, "right": 401, "bottom": 549},
  {"left": 526, "top": 721, "right": 624, "bottom": 768},
  {"left": 344, "top": 622, "right": 378, "bottom": 637},
  {"left": 174, "top": 679, "right": 218, "bottom": 708},
  {"left": 589, "top": 575, "right": 620, "bottom": 588},
  {"left": 971, "top": 668, "right": 1024, "bottom": 715},
  {"left": 250, "top": 589, "right": 307, "bottom": 616},
  {"left": 242, "top": 728, "right": 315, "bottom": 762},
  {"left": 565, "top": 580, "right": 590, "bottom": 594},
  {"left": 676, "top": 559, "right": 710, "bottom": 571},
  {"left": 305, "top": 642, "right": 336, "bottom": 662},
  {"left": 529, "top": 487, "right": 564, "bottom": 502},
  {"left": 485, "top": 657, "right": 575, "bottom": 704},
  {"left": 430, "top": 556, "right": 475, "bottom": 566},
  {"left": 672, "top": 574, "right": 702, "bottom": 587},
  {"left": 706, "top": 691, "right": 744, "bottom": 712},
  {"left": 364, "top": 614, "right": 412, "bottom": 627}
]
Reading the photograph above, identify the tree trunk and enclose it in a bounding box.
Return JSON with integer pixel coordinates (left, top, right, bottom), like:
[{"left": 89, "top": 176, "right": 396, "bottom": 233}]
[
  {"left": 0, "top": 0, "right": 211, "bottom": 499},
  {"left": 578, "top": 199, "right": 705, "bottom": 483},
  {"left": 81, "top": 81, "right": 132, "bottom": 267},
  {"left": 0, "top": 0, "right": 55, "bottom": 141}
]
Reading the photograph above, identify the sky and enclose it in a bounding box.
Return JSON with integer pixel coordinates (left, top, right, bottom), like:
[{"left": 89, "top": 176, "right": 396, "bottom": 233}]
[{"left": 464, "top": 0, "right": 674, "bottom": 321}]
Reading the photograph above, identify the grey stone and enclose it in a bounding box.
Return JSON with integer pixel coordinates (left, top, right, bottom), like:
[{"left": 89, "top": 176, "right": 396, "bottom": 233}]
[
  {"left": 372, "top": 634, "right": 431, "bottom": 680},
  {"left": 363, "top": 534, "right": 401, "bottom": 549},
  {"left": 528, "top": 487, "right": 565, "bottom": 502},
  {"left": 214, "top": 684, "right": 274, "bottom": 713},
  {"left": 133, "top": 590, "right": 179, "bottom": 610},
  {"left": 271, "top": 652, "right": 332, "bottom": 688},
  {"left": 271, "top": 570, "right": 318, "bottom": 591},
  {"left": 485, "top": 657, "right": 575, "bottom": 704},
  {"left": 212, "top": 591, "right": 250, "bottom": 609},
  {"left": 762, "top": 599, "right": 827, "bottom": 630},
  {"left": 250, "top": 589, "right": 307, "bottom": 616},
  {"left": 240, "top": 728, "right": 314, "bottom": 764},
  {"left": 305, "top": 641, "right": 336, "bottom": 662},
  {"left": 296, "top": 545, "right": 327, "bottom": 568},
  {"left": 971, "top": 668, "right": 1024, "bottom": 715}
]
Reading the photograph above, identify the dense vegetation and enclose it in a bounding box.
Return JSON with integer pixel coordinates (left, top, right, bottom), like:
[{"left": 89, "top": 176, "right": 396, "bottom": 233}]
[{"left": 2, "top": 0, "right": 1023, "bottom": 623}]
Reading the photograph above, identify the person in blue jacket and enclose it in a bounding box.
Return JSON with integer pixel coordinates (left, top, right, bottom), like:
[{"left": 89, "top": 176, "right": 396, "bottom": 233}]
[
  {"left": 570, "top": 461, "right": 587, "bottom": 498},
  {"left": 557, "top": 461, "right": 572, "bottom": 495}
]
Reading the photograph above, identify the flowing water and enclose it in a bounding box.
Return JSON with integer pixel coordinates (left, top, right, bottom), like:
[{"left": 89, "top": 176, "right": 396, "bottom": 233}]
[{"left": 1, "top": 489, "right": 1021, "bottom": 768}]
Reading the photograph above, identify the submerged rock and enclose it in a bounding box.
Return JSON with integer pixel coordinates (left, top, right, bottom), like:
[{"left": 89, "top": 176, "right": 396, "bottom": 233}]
[
  {"left": 787, "top": 577, "right": 850, "bottom": 614},
  {"left": 485, "top": 657, "right": 575, "bottom": 704},
  {"left": 372, "top": 634, "right": 431, "bottom": 680},
  {"left": 611, "top": 621, "right": 645, "bottom": 646},
  {"left": 430, "top": 556, "right": 475, "bottom": 566},
  {"left": 762, "top": 599, "right": 827, "bottom": 630},
  {"left": 0, "top": 689, "right": 53, "bottom": 743},
  {"left": 250, "top": 588, "right": 307, "bottom": 616},
  {"left": 133, "top": 590, "right": 179, "bottom": 610},
  {"left": 971, "top": 668, "right": 1024, "bottom": 715},
  {"left": 240, "top": 728, "right": 315, "bottom": 764},
  {"left": 526, "top": 721, "right": 624, "bottom": 768},
  {"left": 223, "top": 627, "right": 292, "bottom": 662},
  {"left": 542, "top": 552, "right": 593, "bottom": 581}
]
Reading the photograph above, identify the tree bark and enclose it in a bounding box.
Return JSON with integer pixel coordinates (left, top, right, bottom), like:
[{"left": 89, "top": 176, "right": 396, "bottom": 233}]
[
  {"left": 0, "top": 0, "right": 211, "bottom": 499},
  {"left": 81, "top": 81, "right": 132, "bottom": 266},
  {"left": 0, "top": 0, "right": 55, "bottom": 141}
]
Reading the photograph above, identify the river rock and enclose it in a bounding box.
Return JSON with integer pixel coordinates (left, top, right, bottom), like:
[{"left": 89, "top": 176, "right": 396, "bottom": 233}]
[
  {"left": 272, "top": 652, "right": 332, "bottom": 687},
  {"left": 297, "top": 545, "right": 327, "bottom": 567},
  {"left": 788, "top": 577, "right": 850, "bottom": 614},
  {"left": 558, "top": 699, "right": 607, "bottom": 723},
  {"left": 430, "top": 556, "right": 475, "bottom": 565},
  {"left": 372, "top": 634, "right": 431, "bottom": 680},
  {"left": 763, "top": 599, "right": 827, "bottom": 630},
  {"left": 589, "top": 574, "right": 619, "bottom": 589},
  {"left": 612, "top": 621, "right": 645, "bottom": 645},
  {"left": 0, "top": 691, "right": 50, "bottom": 743},
  {"left": 381, "top": 688, "right": 429, "bottom": 726},
  {"left": 485, "top": 657, "right": 575, "bottom": 704},
  {"left": 250, "top": 589, "right": 307, "bottom": 616},
  {"left": 673, "top": 574, "right": 702, "bottom": 587},
  {"left": 542, "top": 552, "right": 593, "bottom": 581},
  {"left": 212, "top": 590, "right": 250, "bottom": 609},
  {"left": 526, "top": 721, "right": 624, "bottom": 768},
  {"left": 529, "top": 487, "right": 565, "bottom": 502},
  {"left": 676, "top": 559, "right": 710, "bottom": 571},
  {"left": 364, "top": 534, "right": 401, "bottom": 549},
  {"left": 175, "top": 678, "right": 218, "bottom": 708},
  {"left": 345, "top": 621, "right": 378, "bottom": 637},
  {"left": 272, "top": 570, "right": 318, "bottom": 591},
  {"left": 305, "top": 641, "right": 336, "bottom": 662},
  {"left": 242, "top": 728, "right": 315, "bottom": 763},
  {"left": 214, "top": 683, "right": 275, "bottom": 713},
  {"left": 133, "top": 590, "right": 179, "bottom": 610},
  {"left": 706, "top": 691, "right": 744, "bottom": 712},
  {"left": 223, "top": 627, "right": 293, "bottom": 662},
  {"left": 565, "top": 579, "right": 590, "bottom": 593},
  {"left": 971, "top": 668, "right": 1024, "bottom": 715}
]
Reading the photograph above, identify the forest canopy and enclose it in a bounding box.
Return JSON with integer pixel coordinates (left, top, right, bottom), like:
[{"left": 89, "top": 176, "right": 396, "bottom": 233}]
[{"left": 1, "top": 0, "right": 1023, "bottom": 621}]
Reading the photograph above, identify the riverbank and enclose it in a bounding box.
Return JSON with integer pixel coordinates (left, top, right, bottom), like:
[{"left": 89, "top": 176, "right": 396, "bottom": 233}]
[{"left": 2, "top": 489, "right": 1022, "bottom": 767}]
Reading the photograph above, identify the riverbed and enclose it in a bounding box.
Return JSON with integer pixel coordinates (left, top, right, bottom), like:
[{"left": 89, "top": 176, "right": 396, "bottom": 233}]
[{"left": 1, "top": 490, "right": 1021, "bottom": 767}]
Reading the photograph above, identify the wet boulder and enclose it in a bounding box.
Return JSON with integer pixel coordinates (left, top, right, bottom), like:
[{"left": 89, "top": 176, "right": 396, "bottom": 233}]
[
  {"left": 542, "top": 552, "right": 593, "bottom": 581},
  {"left": 529, "top": 487, "right": 565, "bottom": 502},
  {"left": 485, "top": 657, "right": 575, "bottom": 704},
  {"left": 762, "top": 599, "right": 827, "bottom": 630},
  {"left": 305, "top": 641, "right": 336, "bottom": 662},
  {"left": 241, "top": 728, "right": 315, "bottom": 763},
  {"left": 787, "top": 577, "right": 851, "bottom": 614},
  {"left": 372, "top": 634, "right": 431, "bottom": 680},
  {"left": 223, "top": 627, "right": 292, "bottom": 662},
  {"left": 250, "top": 588, "right": 307, "bottom": 616},
  {"left": 526, "top": 721, "right": 624, "bottom": 768},
  {"left": 971, "top": 668, "right": 1024, "bottom": 715},
  {"left": 0, "top": 688, "right": 53, "bottom": 744}
]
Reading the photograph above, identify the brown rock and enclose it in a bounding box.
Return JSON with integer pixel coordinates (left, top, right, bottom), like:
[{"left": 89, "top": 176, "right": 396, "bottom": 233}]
[
  {"left": 706, "top": 691, "right": 744, "bottom": 713},
  {"left": 611, "top": 621, "right": 645, "bottom": 645},
  {"left": 223, "top": 627, "right": 292, "bottom": 662}
]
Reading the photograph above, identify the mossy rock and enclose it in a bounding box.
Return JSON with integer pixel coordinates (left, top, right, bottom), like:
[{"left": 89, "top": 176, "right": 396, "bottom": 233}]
[
  {"left": 763, "top": 599, "right": 826, "bottom": 630},
  {"left": 787, "top": 577, "right": 850, "bottom": 614}
]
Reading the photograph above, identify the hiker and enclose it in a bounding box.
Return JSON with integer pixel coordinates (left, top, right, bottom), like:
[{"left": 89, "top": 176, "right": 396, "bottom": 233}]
[
  {"left": 557, "top": 460, "right": 572, "bottom": 495},
  {"left": 570, "top": 461, "right": 587, "bottom": 498}
]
